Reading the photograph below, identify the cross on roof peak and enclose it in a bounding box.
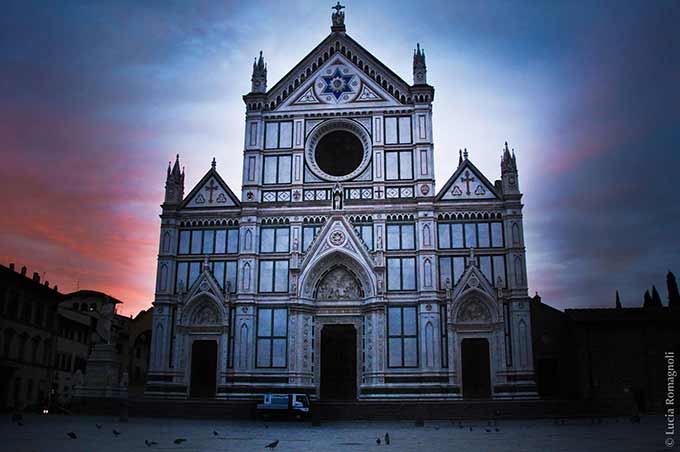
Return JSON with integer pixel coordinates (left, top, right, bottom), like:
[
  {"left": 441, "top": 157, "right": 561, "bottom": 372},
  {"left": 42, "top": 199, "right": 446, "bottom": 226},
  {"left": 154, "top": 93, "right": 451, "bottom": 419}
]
[{"left": 332, "top": 2, "right": 345, "bottom": 13}]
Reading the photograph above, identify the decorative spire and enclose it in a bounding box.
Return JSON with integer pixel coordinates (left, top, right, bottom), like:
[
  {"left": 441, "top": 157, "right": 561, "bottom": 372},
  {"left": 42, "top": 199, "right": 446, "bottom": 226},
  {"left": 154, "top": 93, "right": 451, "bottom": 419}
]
[
  {"left": 458, "top": 149, "right": 463, "bottom": 166},
  {"left": 615, "top": 290, "right": 622, "bottom": 309},
  {"left": 331, "top": 2, "right": 346, "bottom": 32},
  {"left": 251, "top": 51, "right": 267, "bottom": 93},
  {"left": 164, "top": 154, "right": 185, "bottom": 206},
  {"left": 501, "top": 141, "right": 517, "bottom": 173},
  {"left": 211, "top": 157, "right": 216, "bottom": 169},
  {"left": 413, "top": 42, "right": 427, "bottom": 85},
  {"left": 463, "top": 148, "right": 469, "bottom": 160}
]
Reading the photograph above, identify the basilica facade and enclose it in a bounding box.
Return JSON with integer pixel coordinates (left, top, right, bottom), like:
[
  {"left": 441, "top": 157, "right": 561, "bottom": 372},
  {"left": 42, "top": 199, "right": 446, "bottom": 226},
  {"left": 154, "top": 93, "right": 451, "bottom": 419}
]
[{"left": 146, "top": 6, "right": 536, "bottom": 401}]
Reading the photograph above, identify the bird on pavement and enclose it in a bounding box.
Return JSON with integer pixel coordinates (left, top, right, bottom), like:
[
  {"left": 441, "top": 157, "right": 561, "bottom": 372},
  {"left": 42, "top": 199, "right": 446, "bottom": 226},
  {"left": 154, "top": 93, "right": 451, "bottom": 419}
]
[
  {"left": 67, "top": 432, "right": 77, "bottom": 440},
  {"left": 145, "top": 440, "right": 158, "bottom": 447},
  {"left": 213, "top": 430, "right": 219, "bottom": 436},
  {"left": 376, "top": 438, "right": 381, "bottom": 445},
  {"left": 265, "top": 439, "right": 279, "bottom": 448},
  {"left": 174, "top": 438, "right": 187, "bottom": 444},
  {"left": 96, "top": 424, "right": 102, "bottom": 430},
  {"left": 112, "top": 429, "right": 121, "bottom": 436},
  {"left": 17, "top": 421, "right": 24, "bottom": 426},
  {"left": 384, "top": 433, "right": 390, "bottom": 445}
]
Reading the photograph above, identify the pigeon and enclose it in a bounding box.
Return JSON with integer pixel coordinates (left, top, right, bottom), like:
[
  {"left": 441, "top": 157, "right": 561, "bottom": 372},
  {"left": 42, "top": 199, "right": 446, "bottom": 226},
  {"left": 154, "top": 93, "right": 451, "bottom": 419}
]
[
  {"left": 67, "top": 432, "right": 77, "bottom": 439},
  {"left": 145, "top": 440, "right": 158, "bottom": 447},
  {"left": 213, "top": 430, "right": 219, "bottom": 436},
  {"left": 469, "top": 427, "right": 473, "bottom": 432},
  {"left": 485, "top": 428, "right": 491, "bottom": 433},
  {"left": 376, "top": 438, "right": 381, "bottom": 445},
  {"left": 112, "top": 429, "right": 121, "bottom": 436},
  {"left": 174, "top": 438, "right": 187, "bottom": 444},
  {"left": 265, "top": 439, "right": 279, "bottom": 448},
  {"left": 17, "top": 421, "right": 24, "bottom": 427},
  {"left": 495, "top": 427, "right": 500, "bottom": 432},
  {"left": 96, "top": 424, "right": 102, "bottom": 430},
  {"left": 384, "top": 433, "right": 390, "bottom": 445}
]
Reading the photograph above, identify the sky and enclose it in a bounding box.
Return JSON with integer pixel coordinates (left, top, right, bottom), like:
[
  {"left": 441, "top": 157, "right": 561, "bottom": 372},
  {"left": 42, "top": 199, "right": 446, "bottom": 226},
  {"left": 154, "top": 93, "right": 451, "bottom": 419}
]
[{"left": 1, "top": 0, "right": 678, "bottom": 316}]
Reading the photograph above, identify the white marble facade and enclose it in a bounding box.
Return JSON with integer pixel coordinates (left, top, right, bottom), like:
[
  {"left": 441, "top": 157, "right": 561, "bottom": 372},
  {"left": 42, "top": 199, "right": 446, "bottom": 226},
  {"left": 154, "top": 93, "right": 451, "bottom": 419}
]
[{"left": 146, "top": 7, "right": 537, "bottom": 401}]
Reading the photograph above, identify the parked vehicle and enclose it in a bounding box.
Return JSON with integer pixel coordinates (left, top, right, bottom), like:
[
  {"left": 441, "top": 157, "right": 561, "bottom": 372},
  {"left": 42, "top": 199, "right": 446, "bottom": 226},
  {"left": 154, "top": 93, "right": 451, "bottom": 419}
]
[{"left": 256, "top": 393, "right": 310, "bottom": 420}]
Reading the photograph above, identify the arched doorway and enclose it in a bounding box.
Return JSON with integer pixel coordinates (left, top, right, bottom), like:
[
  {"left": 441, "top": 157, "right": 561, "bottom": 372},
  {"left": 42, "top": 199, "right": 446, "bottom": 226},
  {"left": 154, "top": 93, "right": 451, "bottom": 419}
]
[
  {"left": 321, "top": 324, "right": 356, "bottom": 400},
  {"left": 461, "top": 338, "right": 492, "bottom": 398},
  {"left": 189, "top": 340, "right": 217, "bottom": 398}
]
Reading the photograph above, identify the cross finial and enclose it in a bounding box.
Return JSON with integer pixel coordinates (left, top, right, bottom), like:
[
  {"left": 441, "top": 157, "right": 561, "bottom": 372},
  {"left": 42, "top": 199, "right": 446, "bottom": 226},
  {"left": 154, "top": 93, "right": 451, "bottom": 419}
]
[
  {"left": 463, "top": 148, "right": 469, "bottom": 160},
  {"left": 331, "top": 2, "right": 346, "bottom": 31},
  {"left": 211, "top": 157, "right": 216, "bottom": 169}
]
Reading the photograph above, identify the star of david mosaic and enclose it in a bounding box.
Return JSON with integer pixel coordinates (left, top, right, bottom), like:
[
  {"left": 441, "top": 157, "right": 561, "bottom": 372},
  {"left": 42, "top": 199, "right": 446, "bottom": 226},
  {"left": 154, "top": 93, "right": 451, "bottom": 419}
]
[{"left": 320, "top": 67, "right": 355, "bottom": 100}]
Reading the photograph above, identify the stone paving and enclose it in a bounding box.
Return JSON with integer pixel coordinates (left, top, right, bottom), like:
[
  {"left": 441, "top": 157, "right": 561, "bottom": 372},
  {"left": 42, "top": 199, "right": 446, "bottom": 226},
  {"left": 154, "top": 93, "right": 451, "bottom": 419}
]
[{"left": 0, "top": 414, "right": 666, "bottom": 452}]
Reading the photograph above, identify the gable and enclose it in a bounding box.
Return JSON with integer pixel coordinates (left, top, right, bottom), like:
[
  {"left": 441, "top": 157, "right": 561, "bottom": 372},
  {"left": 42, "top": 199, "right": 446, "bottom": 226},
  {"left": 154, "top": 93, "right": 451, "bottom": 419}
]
[
  {"left": 276, "top": 54, "right": 403, "bottom": 112},
  {"left": 264, "top": 31, "right": 413, "bottom": 112},
  {"left": 181, "top": 168, "right": 240, "bottom": 209},
  {"left": 437, "top": 159, "right": 500, "bottom": 202}
]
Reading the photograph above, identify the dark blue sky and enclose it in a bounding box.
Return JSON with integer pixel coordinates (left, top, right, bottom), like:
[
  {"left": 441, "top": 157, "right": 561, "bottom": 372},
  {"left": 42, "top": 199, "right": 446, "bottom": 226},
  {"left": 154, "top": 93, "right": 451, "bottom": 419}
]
[{"left": 0, "top": 0, "right": 678, "bottom": 314}]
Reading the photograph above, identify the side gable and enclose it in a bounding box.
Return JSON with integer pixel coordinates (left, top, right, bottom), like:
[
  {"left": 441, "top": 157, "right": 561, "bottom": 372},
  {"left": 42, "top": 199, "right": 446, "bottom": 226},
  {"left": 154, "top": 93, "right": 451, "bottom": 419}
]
[
  {"left": 180, "top": 165, "right": 241, "bottom": 210},
  {"left": 436, "top": 158, "right": 500, "bottom": 202}
]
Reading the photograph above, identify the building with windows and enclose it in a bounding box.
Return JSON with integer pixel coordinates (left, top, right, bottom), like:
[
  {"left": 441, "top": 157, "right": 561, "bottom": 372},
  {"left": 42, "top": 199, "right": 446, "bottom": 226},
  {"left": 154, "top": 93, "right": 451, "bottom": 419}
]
[
  {"left": 146, "top": 5, "right": 536, "bottom": 401},
  {"left": 0, "top": 264, "right": 60, "bottom": 410},
  {"left": 0, "top": 263, "right": 154, "bottom": 411}
]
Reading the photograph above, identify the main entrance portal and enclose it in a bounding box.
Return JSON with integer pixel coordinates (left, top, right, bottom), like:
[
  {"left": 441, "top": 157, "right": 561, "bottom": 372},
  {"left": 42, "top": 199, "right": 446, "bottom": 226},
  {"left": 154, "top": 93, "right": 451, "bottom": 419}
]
[
  {"left": 189, "top": 340, "right": 217, "bottom": 398},
  {"left": 320, "top": 325, "right": 356, "bottom": 400},
  {"left": 461, "top": 338, "right": 492, "bottom": 399}
]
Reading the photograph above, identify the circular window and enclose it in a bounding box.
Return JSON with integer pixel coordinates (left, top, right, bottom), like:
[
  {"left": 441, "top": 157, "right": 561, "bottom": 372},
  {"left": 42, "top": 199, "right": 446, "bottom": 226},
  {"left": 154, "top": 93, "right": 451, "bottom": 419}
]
[
  {"left": 305, "top": 119, "right": 372, "bottom": 182},
  {"left": 314, "top": 131, "right": 363, "bottom": 177}
]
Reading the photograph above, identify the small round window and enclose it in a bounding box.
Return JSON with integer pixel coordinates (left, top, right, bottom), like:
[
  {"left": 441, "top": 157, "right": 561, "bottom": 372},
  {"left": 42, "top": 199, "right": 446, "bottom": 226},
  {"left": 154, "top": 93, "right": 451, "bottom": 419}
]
[{"left": 314, "top": 130, "right": 363, "bottom": 177}]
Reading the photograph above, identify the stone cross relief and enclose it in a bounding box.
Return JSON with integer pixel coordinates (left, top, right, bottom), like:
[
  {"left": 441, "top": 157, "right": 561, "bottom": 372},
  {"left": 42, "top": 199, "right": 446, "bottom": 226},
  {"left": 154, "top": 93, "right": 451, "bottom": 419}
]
[
  {"left": 205, "top": 180, "right": 219, "bottom": 203},
  {"left": 461, "top": 170, "right": 475, "bottom": 195}
]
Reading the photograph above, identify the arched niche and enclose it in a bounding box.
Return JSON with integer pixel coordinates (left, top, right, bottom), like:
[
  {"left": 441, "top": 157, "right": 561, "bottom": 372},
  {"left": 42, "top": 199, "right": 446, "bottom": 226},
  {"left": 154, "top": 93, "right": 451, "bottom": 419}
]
[
  {"left": 314, "top": 265, "right": 364, "bottom": 300},
  {"left": 182, "top": 294, "right": 225, "bottom": 327},
  {"left": 452, "top": 289, "right": 498, "bottom": 324},
  {"left": 299, "top": 250, "right": 375, "bottom": 300}
]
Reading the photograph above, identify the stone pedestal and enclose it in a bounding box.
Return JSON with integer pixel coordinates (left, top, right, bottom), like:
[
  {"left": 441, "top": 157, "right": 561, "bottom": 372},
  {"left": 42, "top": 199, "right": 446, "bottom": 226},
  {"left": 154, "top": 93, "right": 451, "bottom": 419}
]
[{"left": 74, "top": 344, "right": 128, "bottom": 400}]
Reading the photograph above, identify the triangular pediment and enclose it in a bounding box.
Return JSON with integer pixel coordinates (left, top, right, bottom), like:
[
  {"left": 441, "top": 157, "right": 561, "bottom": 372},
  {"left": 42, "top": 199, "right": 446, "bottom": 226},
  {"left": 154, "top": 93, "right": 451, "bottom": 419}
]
[
  {"left": 182, "top": 264, "right": 226, "bottom": 301},
  {"left": 277, "top": 54, "right": 402, "bottom": 111},
  {"left": 298, "top": 215, "right": 377, "bottom": 299},
  {"left": 181, "top": 166, "right": 240, "bottom": 209},
  {"left": 265, "top": 32, "right": 412, "bottom": 112},
  {"left": 451, "top": 263, "right": 497, "bottom": 303},
  {"left": 436, "top": 158, "right": 500, "bottom": 202}
]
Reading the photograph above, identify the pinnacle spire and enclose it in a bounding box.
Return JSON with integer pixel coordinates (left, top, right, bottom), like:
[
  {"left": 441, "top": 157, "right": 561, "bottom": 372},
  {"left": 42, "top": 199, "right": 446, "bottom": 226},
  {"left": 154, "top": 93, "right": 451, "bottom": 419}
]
[
  {"left": 164, "top": 154, "right": 185, "bottom": 205},
  {"left": 211, "top": 157, "right": 216, "bottom": 169},
  {"left": 413, "top": 42, "right": 427, "bottom": 85},
  {"left": 250, "top": 51, "right": 267, "bottom": 93}
]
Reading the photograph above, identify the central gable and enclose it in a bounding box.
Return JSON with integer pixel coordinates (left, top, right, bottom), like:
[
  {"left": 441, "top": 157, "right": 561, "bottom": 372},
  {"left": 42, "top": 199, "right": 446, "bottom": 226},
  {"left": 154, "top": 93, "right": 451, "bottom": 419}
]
[
  {"left": 263, "top": 32, "right": 412, "bottom": 112},
  {"left": 276, "top": 54, "right": 403, "bottom": 111}
]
